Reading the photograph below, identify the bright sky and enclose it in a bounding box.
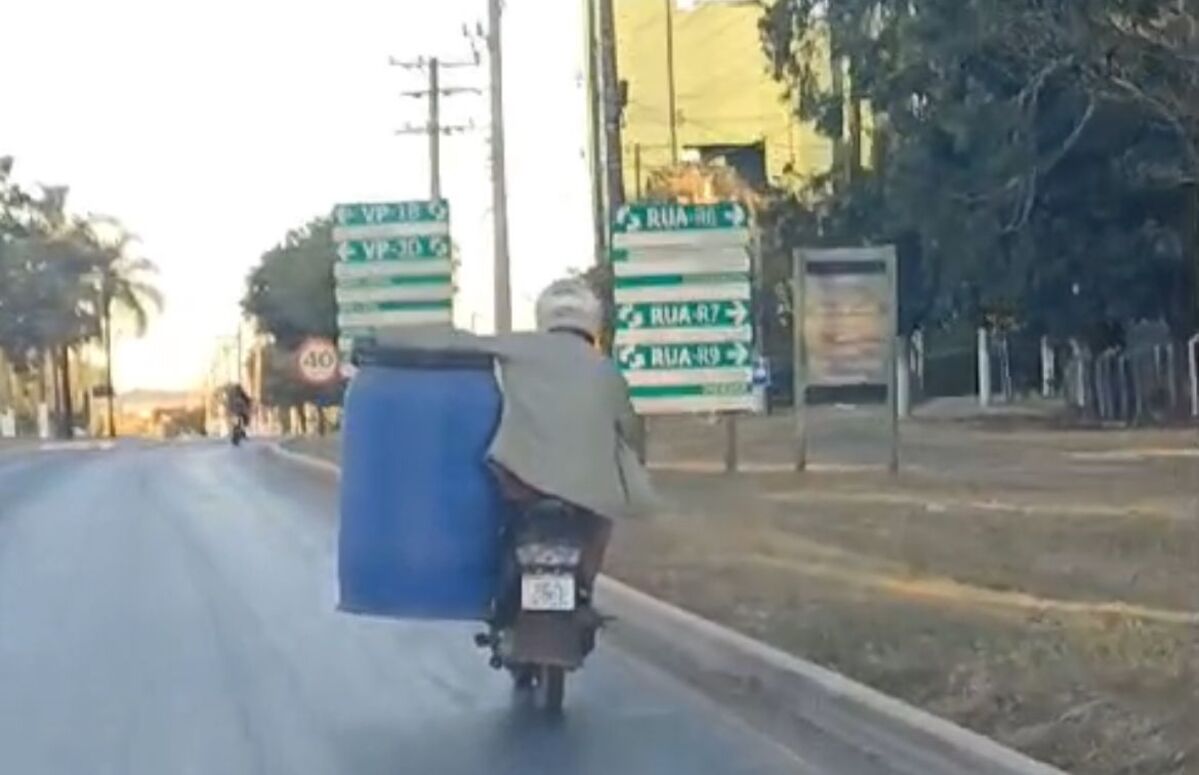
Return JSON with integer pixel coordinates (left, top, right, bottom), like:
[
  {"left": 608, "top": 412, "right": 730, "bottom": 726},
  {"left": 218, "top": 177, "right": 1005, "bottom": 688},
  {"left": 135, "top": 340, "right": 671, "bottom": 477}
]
[{"left": 0, "top": 0, "right": 595, "bottom": 390}]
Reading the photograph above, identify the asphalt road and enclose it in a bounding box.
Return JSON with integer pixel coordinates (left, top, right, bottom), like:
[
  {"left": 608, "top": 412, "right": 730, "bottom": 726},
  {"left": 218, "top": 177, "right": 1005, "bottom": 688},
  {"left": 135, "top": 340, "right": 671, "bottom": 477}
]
[{"left": 0, "top": 441, "right": 902, "bottom": 775}]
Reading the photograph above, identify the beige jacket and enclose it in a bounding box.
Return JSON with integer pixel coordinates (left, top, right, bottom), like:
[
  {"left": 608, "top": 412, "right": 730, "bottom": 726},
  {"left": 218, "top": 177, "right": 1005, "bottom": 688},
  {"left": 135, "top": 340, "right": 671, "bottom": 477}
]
[{"left": 374, "top": 329, "right": 656, "bottom": 520}]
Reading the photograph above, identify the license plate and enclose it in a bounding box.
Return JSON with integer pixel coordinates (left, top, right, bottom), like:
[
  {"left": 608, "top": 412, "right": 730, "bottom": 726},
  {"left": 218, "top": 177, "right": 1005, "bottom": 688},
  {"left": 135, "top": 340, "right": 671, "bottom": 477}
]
[{"left": 521, "top": 574, "right": 576, "bottom": 612}]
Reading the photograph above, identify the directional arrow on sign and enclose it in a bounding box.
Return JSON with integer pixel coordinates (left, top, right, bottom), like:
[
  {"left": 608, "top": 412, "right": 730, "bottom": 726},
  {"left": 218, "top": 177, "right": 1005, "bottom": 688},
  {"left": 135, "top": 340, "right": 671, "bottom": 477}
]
[
  {"left": 724, "top": 342, "right": 751, "bottom": 366},
  {"left": 615, "top": 205, "right": 643, "bottom": 233},
  {"left": 728, "top": 299, "right": 749, "bottom": 326},
  {"left": 725, "top": 203, "right": 748, "bottom": 227},
  {"left": 618, "top": 306, "right": 645, "bottom": 328},
  {"left": 616, "top": 346, "right": 647, "bottom": 369}
]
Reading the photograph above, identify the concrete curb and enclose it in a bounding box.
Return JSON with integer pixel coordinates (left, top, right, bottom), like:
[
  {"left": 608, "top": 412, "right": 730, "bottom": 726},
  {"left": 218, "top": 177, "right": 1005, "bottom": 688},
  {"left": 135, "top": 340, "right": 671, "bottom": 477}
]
[
  {"left": 265, "top": 441, "right": 1064, "bottom": 775},
  {"left": 266, "top": 442, "right": 342, "bottom": 482},
  {"left": 596, "top": 576, "right": 1065, "bottom": 775}
]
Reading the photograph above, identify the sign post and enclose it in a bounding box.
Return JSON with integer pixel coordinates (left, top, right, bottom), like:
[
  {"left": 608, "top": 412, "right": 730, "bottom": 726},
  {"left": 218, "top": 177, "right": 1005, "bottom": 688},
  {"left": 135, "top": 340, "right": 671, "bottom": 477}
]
[
  {"left": 612, "top": 202, "right": 758, "bottom": 471},
  {"left": 794, "top": 246, "right": 899, "bottom": 473},
  {"left": 331, "top": 200, "right": 453, "bottom": 365}
]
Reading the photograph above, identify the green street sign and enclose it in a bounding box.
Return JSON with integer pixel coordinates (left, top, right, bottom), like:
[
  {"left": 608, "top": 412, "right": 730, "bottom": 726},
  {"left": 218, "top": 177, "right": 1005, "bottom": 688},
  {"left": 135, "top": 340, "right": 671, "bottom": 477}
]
[
  {"left": 337, "top": 298, "right": 453, "bottom": 330},
  {"left": 336, "top": 273, "right": 452, "bottom": 290},
  {"left": 614, "top": 272, "right": 748, "bottom": 289},
  {"left": 338, "top": 300, "right": 452, "bottom": 315},
  {"left": 616, "top": 342, "right": 752, "bottom": 371},
  {"left": 616, "top": 300, "right": 750, "bottom": 330},
  {"left": 333, "top": 198, "right": 455, "bottom": 330},
  {"left": 608, "top": 199, "right": 759, "bottom": 417},
  {"left": 336, "top": 236, "right": 449, "bottom": 262},
  {"left": 628, "top": 382, "right": 757, "bottom": 415},
  {"left": 630, "top": 383, "right": 753, "bottom": 400},
  {"left": 612, "top": 202, "right": 748, "bottom": 234},
  {"left": 335, "top": 200, "right": 448, "bottom": 227}
]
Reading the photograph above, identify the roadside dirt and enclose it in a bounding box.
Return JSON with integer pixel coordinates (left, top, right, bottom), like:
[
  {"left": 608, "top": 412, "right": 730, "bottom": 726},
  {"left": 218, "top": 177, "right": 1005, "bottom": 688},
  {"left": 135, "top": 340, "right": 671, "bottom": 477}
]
[{"left": 291, "top": 418, "right": 1199, "bottom": 774}]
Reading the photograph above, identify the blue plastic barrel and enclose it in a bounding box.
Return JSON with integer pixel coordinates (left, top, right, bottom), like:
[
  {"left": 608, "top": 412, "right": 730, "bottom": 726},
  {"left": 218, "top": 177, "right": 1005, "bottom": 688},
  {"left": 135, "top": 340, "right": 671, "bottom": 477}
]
[{"left": 338, "top": 351, "right": 507, "bottom": 621}]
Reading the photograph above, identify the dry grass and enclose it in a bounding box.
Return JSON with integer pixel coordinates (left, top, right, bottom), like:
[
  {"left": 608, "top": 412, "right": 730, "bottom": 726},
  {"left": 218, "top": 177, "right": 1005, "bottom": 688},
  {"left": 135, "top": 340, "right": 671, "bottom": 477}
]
[{"left": 290, "top": 421, "right": 1199, "bottom": 774}]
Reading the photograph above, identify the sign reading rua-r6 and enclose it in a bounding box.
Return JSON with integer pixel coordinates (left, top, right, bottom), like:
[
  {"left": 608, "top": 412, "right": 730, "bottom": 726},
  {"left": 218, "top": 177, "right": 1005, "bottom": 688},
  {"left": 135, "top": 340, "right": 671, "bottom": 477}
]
[{"left": 612, "top": 202, "right": 748, "bottom": 234}]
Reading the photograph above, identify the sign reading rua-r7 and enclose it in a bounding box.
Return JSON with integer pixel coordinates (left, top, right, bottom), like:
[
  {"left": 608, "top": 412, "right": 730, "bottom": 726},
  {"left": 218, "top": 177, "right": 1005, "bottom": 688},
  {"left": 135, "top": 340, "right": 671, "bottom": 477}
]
[{"left": 617, "top": 300, "right": 749, "bottom": 330}]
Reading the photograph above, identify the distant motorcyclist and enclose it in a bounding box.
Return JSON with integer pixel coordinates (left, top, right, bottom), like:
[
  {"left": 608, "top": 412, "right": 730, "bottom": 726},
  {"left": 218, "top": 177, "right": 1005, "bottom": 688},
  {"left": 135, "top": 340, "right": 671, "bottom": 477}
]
[{"left": 225, "top": 384, "right": 251, "bottom": 442}]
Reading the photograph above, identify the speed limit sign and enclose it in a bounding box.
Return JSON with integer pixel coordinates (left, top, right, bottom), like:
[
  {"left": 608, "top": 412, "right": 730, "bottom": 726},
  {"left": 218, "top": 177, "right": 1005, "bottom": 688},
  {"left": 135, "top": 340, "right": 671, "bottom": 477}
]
[{"left": 296, "top": 338, "right": 341, "bottom": 385}]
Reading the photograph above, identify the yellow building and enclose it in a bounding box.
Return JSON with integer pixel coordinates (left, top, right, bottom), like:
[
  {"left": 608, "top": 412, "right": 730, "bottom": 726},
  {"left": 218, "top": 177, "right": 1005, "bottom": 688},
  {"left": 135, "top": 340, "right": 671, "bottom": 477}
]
[{"left": 614, "top": 0, "right": 833, "bottom": 198}]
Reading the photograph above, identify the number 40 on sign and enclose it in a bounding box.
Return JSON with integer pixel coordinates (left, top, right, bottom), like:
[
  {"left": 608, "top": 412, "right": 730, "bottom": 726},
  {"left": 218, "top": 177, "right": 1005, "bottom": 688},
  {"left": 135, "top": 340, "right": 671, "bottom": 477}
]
[{"left": 296, "top": 338, "right": 341, "bottom": 386}]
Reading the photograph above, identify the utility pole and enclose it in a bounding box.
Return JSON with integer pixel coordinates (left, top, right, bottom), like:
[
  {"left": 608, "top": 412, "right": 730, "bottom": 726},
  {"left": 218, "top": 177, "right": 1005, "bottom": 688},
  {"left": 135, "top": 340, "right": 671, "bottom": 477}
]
[
  {"left": 664, "top": 0, "right": 679, "bottom": 164},
  {"left": 597, "top": 0, "right": 625, "bottom": 211},
  {"left": 429, "top": 58, "right": 442, "bottom": 199},
  {"left": 586, "top": 0, "right": 608, "bottom": 265},
  {"left": 391, "top": 56, "right": 480, "bottom": 200},
  {"left": 488, "top": 0, "right": 513, "bottom": 333}
]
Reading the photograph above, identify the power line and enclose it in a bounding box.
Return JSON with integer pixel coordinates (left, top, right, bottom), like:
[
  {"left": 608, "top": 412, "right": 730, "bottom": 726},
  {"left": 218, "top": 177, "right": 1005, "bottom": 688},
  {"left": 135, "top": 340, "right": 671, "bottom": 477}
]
[{"left": 389, "top": 55, "right": 482, "bottom": 199}]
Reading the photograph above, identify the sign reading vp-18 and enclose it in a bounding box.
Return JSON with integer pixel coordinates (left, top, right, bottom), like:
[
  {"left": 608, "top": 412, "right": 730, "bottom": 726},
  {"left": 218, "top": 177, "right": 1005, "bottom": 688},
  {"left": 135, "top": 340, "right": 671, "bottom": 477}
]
[
  {"left": 335, "top": 200, "right": 448, "bottom": 226},
  {"left": 332, "top": 200, "right": 451, "bottom": 242},
  {"left": 336, "top": 236, "right": 449, "bottom": 262}
]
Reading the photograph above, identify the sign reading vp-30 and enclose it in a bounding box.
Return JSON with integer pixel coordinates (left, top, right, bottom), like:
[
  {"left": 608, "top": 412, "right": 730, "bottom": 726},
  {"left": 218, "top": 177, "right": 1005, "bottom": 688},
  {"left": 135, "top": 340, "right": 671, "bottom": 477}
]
[{"left": 336, "top": 236, "right": 449, "bottom": 263}]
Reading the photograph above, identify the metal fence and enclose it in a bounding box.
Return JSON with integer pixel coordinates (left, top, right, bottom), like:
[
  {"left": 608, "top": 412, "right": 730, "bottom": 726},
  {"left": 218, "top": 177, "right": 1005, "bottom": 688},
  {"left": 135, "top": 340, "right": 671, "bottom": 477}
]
[{"left": 1064, "top": 335, "right": 1199, "bottom": 424}]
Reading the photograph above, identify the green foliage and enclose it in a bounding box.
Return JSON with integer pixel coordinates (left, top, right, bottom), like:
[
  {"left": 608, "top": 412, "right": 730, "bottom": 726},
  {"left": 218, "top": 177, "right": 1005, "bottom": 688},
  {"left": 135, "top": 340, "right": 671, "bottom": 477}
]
[
  {"left": 1, "top": 161, "right": 160, "bottom": 380},
  {"left": 242, "top": 218, "right": 337, "bottom": 350},
  {"left": 242, "top": 215, "right": 341, "bottom": 408},
  {"left": 760, "top": 0, "right": 1199, "bottom": 347}
]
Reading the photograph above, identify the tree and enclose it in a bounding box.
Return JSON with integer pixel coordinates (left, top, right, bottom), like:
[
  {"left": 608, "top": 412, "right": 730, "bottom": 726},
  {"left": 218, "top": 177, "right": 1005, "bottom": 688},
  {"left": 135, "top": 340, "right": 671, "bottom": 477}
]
[
  {"left": 243, "top": 217, "right": 337, "bottom": 350},
  {"left": 79, "top": 217, "right": 164, "bottom": 437},
  {"left": 0, "top": 191, "right": 99, "bottom": 434},
  {"left": 759, "top": 0, "right": 1197, "bottom": 348},
  {"left": 243, "top": 216, "right": 340, "bottom": 415},
  {"left": 1, "top": 161, "right": 162, "bottom": 436}
]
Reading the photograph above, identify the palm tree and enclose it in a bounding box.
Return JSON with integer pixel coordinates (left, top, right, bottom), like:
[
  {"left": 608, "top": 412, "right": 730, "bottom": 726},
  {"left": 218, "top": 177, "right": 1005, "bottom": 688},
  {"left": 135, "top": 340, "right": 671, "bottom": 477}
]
[{"left": 83, "top": 218, "right": 163, "bottom": 437}]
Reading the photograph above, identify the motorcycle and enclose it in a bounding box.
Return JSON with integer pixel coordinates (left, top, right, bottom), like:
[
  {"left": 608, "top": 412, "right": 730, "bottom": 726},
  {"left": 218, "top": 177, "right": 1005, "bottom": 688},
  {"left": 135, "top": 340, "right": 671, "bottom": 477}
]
[
  {"left": 230, "top": 416, "right": 247, "bottom": 446},
  {"left": 476, "top": 499, "right": 608, "bottom": 712}
]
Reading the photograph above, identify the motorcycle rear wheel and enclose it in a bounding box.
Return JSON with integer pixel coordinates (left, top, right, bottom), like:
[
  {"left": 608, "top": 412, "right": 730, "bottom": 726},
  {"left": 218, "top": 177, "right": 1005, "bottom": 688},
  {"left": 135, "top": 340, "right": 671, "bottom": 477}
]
[
  {"left": 509, "top": 665, "right": 536, "bottom": 691},
  {"left": 540, "top": 666, "right": 565, "bottom": 713}
]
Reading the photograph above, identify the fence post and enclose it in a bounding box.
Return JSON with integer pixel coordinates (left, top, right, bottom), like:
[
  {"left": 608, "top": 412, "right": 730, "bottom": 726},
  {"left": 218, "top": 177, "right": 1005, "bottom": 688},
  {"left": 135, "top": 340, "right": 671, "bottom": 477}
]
[
  {"left": 977, "top": 327, "right": 992, "bottom": 408},
  {"left": 1040, "top": 336, "right": 1055, "bottom": 398},
  {"left": 1164, "top": 344, "right": 1178, "bottom": 415},
  {"left": 896, "top": 335, "right": 912, "bottom": 418},
  {"left": 1189, "top": 334, "right": 1199, "bottom": 418},
  {"left": 912, "top": 329, "right": 926, "bottom": 398},
  {"left": 1069, "top": 339, "right": 1088, "bottom": 411}
]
